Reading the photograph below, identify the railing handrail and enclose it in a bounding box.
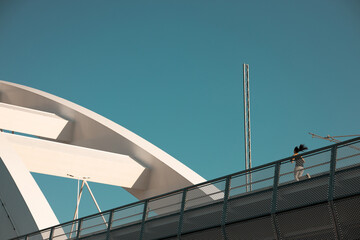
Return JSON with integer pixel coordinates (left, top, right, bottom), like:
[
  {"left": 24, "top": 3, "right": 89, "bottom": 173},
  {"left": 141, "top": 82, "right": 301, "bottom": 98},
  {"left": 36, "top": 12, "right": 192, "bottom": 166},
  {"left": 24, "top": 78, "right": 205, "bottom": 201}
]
[{"left": 12, "top": 136, "right": 360, "bottom": 239}]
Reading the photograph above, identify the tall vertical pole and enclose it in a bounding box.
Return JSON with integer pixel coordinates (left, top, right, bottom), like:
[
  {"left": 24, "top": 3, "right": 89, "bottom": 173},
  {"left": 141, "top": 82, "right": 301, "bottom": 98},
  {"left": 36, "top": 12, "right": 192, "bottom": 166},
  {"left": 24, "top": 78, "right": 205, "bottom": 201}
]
[{"left": 243, "top": 63, "right": 252, "bottom": 191}]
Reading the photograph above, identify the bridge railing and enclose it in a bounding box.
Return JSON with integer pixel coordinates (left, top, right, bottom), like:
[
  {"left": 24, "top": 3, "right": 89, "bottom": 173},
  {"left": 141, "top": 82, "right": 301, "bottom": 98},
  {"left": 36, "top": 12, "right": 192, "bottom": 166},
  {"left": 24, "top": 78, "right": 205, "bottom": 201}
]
[{"left": 13, "top": 137, "right": 360, "bottom": 240}]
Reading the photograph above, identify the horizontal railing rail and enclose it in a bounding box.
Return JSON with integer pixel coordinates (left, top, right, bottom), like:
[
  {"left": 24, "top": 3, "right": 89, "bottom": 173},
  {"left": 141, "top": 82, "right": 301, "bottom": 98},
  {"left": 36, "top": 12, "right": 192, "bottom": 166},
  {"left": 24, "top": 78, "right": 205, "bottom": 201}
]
[{"left": 11, "top": 136, "right": 360, "bottom": 240}]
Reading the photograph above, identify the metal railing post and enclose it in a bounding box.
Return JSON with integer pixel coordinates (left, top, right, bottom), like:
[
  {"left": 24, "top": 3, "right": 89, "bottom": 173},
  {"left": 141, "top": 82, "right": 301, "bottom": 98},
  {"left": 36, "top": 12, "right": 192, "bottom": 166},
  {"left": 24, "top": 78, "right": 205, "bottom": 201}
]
[
  {"left": 328, "top": 146, "right": 337, "bottom": 202},
  {"left": 139, "top": 200, "right": 148, "bottom": 240},
  {"left": 328, "top": 146, "right": 341, "bottom": 239},
  {"left": 221, "top": 176, "right": 231, "bottom": 240},
  {"left": 75, "top": 218, "right": 82, "bottom": 240},
  {"left": 48, "top": 227, "right": 54, "bottom": 240},
  {"left": 106, "top": 210, "right": 114, "bottom": 240},
  {"left": 271, "top": 162, "right": 281, "bottom": 240},
  {"left": 177, "top": 189, "right": 187, "bottom": 239}
]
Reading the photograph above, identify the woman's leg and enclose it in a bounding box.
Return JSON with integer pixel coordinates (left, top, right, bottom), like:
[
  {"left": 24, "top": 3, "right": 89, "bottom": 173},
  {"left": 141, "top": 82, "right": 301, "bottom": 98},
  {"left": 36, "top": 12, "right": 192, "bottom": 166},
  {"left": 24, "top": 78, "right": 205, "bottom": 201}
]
[
  {"left": 294, "top": 166, "right": 304, "bottom": 181},
  {"left": 298, "top": 167, "right": 304, "bottom": 179},
  {"left": 294, "top": 167, "right": 299, "bottom": 181}
]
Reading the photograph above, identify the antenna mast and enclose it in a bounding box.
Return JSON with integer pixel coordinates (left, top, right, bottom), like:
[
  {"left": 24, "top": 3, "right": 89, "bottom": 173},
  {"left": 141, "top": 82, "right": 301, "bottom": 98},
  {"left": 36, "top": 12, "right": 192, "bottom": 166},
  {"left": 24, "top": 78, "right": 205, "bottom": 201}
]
[
  {"left": 243, "top": 63, "right": 252, "bottom": 191},
  {"left": 309, "top": 133, "right": 360, "bottom": 151}
]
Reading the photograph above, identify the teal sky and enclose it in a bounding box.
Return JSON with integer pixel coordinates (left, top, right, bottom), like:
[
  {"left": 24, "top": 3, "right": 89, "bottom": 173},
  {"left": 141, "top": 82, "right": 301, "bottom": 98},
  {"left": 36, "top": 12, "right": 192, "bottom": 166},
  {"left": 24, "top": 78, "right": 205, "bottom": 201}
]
[{"left": 1, "top": 1, "right": 359, "bottom": 224}]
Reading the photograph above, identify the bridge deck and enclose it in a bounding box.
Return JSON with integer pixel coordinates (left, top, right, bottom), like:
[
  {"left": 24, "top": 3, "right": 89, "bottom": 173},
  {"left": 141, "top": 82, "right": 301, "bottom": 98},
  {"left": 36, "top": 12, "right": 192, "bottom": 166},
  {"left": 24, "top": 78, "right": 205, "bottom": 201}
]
[{"left": 13, "top": 137, "right": 360, "bottom": 240}]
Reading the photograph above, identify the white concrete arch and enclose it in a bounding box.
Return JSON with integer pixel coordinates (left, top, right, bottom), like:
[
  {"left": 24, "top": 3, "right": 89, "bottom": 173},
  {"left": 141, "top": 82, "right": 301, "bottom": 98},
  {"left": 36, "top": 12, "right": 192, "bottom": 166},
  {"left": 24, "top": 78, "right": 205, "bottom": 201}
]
[{"left": 0, "top": 80, "right": 207, "bottom": 239}]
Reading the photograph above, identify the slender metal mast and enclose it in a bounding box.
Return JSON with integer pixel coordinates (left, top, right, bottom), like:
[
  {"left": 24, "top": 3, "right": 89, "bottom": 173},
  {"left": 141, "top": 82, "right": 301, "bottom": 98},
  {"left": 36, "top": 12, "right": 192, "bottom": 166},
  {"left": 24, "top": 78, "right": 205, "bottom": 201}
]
[{"left": 243, "top": 63, "right": 252, "bottom": 191}]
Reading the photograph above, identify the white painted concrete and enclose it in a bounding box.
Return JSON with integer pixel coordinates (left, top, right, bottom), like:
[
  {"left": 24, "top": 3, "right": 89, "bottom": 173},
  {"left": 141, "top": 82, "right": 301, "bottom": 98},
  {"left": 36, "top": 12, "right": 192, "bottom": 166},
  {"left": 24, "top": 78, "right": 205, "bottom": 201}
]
[
  {"left": 2, "top": 132, "right": 146, "bottom": 188},
  {"left": 0, "top": 102, "right": 69, "bottom": 140},
  {"left": 0, "top": 136, "right": 60, "bottom": 239},
  {"left": 0, "top": 80, "right": 211, "bottom": 239},
  {"left": 0, "top": 80, "right": 207, "bottom": 199}
]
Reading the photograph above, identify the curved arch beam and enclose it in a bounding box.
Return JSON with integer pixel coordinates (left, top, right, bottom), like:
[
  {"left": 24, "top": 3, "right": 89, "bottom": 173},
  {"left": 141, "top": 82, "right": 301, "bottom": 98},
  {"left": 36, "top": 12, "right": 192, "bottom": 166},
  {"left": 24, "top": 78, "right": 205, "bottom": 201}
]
[
  {"left": 0, "top": 80, "right": 211, "bottom": 238},
  {"left": 0, "top": 80, "right": 206, "bottom": 199}
]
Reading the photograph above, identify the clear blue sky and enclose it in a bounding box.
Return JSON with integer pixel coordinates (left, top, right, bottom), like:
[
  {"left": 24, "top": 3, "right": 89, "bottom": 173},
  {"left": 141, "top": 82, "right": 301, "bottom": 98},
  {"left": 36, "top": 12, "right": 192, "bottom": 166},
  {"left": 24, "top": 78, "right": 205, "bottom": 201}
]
[{"left": 1, "top": 0, "right": 359, "bottom": 224}]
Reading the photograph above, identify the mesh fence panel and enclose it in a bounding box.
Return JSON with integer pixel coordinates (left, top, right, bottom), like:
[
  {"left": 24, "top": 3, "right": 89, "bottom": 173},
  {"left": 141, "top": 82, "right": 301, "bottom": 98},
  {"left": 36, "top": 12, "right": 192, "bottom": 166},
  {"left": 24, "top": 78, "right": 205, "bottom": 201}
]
[
  {"left": 279, "top": 149, "right": 331, "bottom": 185},
  {"left": 227, "top": 166, "right": 274, "bottom": 223},
  {"left": 227, "top": 190, "right": 273, "bottom": 224},
  {"left": 226, "top": 216, "right": 274, "bottom": 240},
  {"left": 334, "top": 143, "right": 360, "bottom": 199},
  {"left": 143, "top": 192, "right": 183, "bottom": 239},
  {"left": 277, "top": 176, "right": 330, "bottom": 212},
  {"left": 52, "top": 220, "right": 80, "bottom": 239},
  {"left": 78, "top": 232, "right": 107, "bottom": 240},
  {"left": 333, "top": 195, "right": 360, "bottom": 240},
  {"left": 79, "top": 212, "right": 110, "bottom": 237},
  {"left": 111, "top": 203, "right": 144, "bottom": 228},
  {"left": 336, "top": 142, "right": 360, "bottom": 170},
  {"left": 229, "top": 166, "right": 274, "bottom": 198},
  {"left": 228, "top": 173, "right": 247, "bottom": 197},
  {"left": 181, "top": 226, "right": 223, "bottom": 240},
  {"left": 109, "top": 202, "right": 144, "bottom": 240},
  {"left": 277, "top": 150, "right": 331, "bottom": 212},
  {"left": 334, "top": 168, "right": 360, "bottom": 199},
  {"left": 147, "top": 191, "right": 183, "bottom": 219},
  {"left": 181, "top": 203, "right": 224, "bottom": 239},
  {"left": 27, "top": 229, "right": 51, "bottom": 240},
  {"left": 245, "top": 166, "right": 274, "bottom": 192},
  {"left": 181, "top": 179, "right": 226, "bottom": 238},
  {"left": 185, "top": 179, "right": 225, "bottom": 210},
  {"left": 276, "top": 203, "right": 336, "bottom": 240},
  {"left": 143, "top": 214, "right": 180, "bottom": 240},
  {"left": 278, "top": 159, "right": 295, "bottom": 185},
  {"left": 108, "top": 225, "right": 141, "bottom": 240}
]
